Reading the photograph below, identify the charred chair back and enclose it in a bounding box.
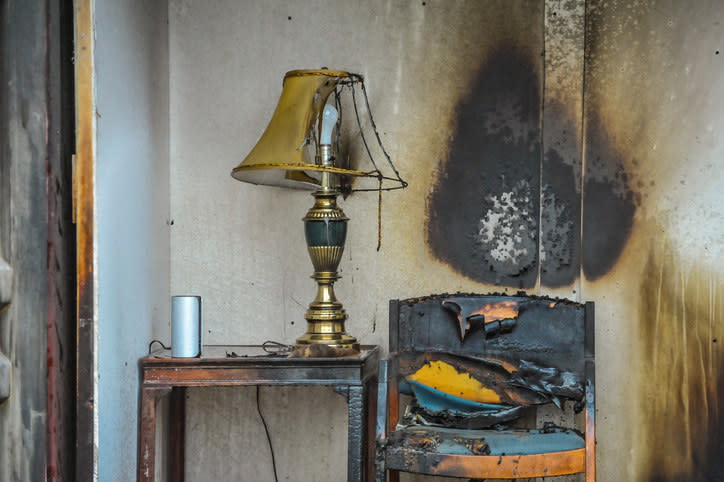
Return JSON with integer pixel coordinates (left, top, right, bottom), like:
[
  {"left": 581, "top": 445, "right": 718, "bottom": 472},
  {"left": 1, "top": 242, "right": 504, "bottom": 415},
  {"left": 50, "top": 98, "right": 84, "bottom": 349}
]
[{"left": 375, "top": 294, "right": 595, "bottom": 481}]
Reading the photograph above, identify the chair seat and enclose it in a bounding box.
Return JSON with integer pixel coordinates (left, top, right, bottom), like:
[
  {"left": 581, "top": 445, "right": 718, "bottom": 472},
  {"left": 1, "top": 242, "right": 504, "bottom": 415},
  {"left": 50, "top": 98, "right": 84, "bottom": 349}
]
[
  {"left": 384, "top": 425, "right": 586, "bottom": 479},
  {"left": 389, "top": 425, "right": 584, "bottom": 455}
]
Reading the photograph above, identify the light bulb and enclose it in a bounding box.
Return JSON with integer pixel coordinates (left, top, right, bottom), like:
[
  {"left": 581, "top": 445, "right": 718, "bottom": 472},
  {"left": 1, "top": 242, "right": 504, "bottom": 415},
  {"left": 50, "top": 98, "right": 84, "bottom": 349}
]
[{"left": 320, "top": 104, "right": 338, "bottom": 145}]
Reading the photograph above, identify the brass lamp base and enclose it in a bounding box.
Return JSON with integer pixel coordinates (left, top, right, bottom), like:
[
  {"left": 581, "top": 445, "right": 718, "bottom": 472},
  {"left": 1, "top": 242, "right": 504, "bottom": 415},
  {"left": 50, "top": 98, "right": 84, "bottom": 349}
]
[
  {"left": 295, "top": 329, "right": 359, "bottom": 350},
  {"left": 295, "top": 187, "right": 359, "bottom": 351}
]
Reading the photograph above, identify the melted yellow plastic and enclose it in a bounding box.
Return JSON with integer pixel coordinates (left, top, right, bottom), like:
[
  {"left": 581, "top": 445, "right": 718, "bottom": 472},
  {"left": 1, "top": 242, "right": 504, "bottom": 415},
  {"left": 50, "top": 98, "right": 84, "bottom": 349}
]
[{"left": 407, "top": 360, "right": 502, "bottom": 404}]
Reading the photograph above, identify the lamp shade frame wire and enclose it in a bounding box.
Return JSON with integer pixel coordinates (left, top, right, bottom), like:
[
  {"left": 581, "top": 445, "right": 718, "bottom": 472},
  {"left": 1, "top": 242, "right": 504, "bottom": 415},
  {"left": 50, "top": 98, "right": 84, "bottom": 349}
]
[{"left": 336, "top": 74, "right": 408, "bottom": 194}]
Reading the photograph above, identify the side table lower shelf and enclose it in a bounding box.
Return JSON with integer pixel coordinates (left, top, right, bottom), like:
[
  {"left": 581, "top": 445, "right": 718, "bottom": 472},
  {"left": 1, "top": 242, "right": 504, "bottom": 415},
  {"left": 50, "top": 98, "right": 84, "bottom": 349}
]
[{"left": 137, "top": 345, "right": 380, "bottom": 482}]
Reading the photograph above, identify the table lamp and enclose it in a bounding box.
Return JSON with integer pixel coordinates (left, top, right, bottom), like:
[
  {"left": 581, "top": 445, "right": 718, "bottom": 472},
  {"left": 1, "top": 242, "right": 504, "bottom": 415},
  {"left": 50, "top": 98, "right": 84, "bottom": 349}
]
[{"left": 231, "top": 69, "right": 405, "bottom": 350}]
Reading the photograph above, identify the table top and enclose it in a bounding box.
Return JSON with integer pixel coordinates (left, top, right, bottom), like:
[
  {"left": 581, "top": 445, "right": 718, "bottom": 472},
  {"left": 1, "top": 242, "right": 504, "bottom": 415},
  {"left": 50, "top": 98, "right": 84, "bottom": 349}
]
[{"left": 139, "top": 345, "right": 381, "bottom": 387}]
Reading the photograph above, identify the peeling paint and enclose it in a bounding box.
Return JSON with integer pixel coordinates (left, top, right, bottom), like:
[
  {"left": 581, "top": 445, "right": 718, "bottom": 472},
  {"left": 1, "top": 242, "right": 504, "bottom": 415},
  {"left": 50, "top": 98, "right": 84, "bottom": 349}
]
[{"left": 477, "top": 179, "right": 538, "bottom": 275}]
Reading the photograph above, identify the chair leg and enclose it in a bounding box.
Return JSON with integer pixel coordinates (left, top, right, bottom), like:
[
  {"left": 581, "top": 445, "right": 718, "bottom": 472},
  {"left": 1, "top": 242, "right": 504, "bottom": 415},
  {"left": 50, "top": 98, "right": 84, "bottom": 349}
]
[
  {"left": 374, "top": 466, "right": 398, "bottom": 482},
  {"left": 375, "top": 466, "right": 385, "bottom": 482}
]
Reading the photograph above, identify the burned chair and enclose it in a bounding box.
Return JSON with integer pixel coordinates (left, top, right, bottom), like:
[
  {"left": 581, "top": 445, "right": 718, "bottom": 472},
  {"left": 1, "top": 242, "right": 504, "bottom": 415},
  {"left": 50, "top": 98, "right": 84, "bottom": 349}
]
[{"left": 376, "top": 294, "right": 595, "bottom": 481}]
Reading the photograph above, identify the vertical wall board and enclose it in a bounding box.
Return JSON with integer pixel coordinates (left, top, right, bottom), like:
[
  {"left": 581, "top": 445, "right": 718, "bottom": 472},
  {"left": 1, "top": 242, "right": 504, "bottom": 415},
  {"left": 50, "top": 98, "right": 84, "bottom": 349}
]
[
  {"left": 93, "top": 0, "right": 170, "bottom": 480},
  {"left": 540, "top": 0, "right": 585, "bottom": 294},
  {"left": 536, "top": 4, "right": 587, "bottom": 478},
  {"left": 583, "top": 1, "right": 724, "bottom": 481},
  {"left": 0, "top": 1, "right": 50, "bottom": 481}
]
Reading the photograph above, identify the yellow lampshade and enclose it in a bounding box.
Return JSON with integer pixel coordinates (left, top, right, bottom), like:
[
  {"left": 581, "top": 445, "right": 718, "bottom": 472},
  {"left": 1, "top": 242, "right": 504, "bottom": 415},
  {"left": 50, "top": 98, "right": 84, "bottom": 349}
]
[{"left": 231, "top": 69, "right": 369, "bottom": 189}]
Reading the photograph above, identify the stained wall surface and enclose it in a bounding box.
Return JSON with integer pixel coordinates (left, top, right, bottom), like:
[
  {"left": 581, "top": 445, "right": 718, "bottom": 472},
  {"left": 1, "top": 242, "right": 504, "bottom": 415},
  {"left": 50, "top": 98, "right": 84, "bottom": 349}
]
[
  {"left": 167, "top": 1, "right": 722, "bottom": 481},
  {"left": 584, "top": 1, "right": 723, "bottom": 480},
  {"left": 95, "top": 1, "right": 170, "bottom": 480}
]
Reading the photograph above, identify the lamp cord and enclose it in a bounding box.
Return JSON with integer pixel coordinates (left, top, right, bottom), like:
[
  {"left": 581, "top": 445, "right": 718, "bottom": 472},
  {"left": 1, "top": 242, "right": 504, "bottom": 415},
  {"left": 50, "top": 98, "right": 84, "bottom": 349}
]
[
  {"left": 256, "top": 386, "right": 279, "bottom": 482},
  {"left": 148, "top": 339, "right": 171, "bottom": 354}
]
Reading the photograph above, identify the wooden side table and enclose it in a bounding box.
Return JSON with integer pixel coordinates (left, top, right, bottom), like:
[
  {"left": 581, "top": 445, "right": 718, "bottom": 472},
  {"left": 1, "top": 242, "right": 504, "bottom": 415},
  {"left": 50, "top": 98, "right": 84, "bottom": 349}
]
[{"left": 137, "top": 345, "right": 380, "bottom": 482}]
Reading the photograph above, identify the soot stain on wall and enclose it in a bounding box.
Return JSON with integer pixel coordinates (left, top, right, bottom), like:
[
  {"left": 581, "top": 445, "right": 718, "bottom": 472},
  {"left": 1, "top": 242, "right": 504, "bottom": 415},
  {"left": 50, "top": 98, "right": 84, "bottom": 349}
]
[
  {"left": 426, "top": 45, "right": 541, "bottom": 289},
  {"left": 639, "top": 242, "right": 723, "bottom": 481},
  {"left": 582, "top": 112, "right": 637, "bottom": 280},
  {"left": 540, "top": 133, "right": 581, "bottom": 288},
  {"left": 427, "top": 48, "right": 637, "bottom": 287}
]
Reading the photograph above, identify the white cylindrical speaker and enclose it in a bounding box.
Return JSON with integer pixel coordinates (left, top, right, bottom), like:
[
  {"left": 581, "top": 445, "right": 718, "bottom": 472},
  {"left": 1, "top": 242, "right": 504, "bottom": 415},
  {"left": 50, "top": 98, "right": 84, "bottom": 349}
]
[{"left": 171, "top": 295, "right": 202, "bottom": 357}]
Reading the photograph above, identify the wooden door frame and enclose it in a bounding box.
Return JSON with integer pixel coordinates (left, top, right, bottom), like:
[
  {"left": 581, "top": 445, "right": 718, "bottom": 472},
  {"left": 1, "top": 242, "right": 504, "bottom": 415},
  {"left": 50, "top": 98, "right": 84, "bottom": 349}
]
[{"left": 74, "top": 0, "right": 97, "bottom": 479}]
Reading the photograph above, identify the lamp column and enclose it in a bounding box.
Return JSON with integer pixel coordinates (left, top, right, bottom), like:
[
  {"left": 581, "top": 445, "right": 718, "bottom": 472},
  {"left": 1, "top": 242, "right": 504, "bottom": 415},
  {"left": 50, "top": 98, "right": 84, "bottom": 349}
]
[{"left": 297, "top": 176, "right": 358, "bottom": 349}]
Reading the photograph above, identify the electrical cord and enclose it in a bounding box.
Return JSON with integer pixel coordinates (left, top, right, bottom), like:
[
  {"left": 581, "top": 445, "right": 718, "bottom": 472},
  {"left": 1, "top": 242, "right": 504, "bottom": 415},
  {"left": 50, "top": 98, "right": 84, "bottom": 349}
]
[
  {"left": 148, "top": 339, "right": 170, "bottom": 354},
  {"left": 148, "top": 339, "right": 281, "bottom": 481},
  {"left": 256, "top": 386, "right": 279, "bottom": 482}
]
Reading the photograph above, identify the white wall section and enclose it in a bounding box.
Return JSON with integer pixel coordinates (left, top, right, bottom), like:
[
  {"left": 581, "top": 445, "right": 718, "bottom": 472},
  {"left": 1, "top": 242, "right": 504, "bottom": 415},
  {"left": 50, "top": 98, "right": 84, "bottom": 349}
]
[{"left": 95, "top": 1, "right": 169, "bottom": 480}]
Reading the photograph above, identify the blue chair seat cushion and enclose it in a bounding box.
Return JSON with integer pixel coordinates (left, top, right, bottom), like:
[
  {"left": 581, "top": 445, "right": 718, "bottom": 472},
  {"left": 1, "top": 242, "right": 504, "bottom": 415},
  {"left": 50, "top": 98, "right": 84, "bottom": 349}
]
[{"left": 387, "top": 425, "right": 585, "bottom": 456}]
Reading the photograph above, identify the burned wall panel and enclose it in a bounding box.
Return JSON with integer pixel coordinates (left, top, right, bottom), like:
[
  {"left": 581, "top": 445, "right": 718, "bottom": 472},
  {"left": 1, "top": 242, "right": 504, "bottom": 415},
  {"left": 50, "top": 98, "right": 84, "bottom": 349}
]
[
  {"left": 583, "top": 1, "right": 724, "bottom": 481},
  {"left": 540, "top": 0, "right": 585, "bottom": 290}
]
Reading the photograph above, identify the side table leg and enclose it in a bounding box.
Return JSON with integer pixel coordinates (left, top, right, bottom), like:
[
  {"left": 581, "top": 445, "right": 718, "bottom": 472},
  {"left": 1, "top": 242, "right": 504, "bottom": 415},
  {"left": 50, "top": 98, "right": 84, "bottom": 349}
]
[
  {"left": 365, "top": 378, "right": 377, "bottom": 482},
  {"left": 346, "top": 385, "right": 364, "bottom": 482},
  {"left": 138, "top": 385, "right": 171, "bottom": 482},
  {"left": 169, "top": 387, "right": 186, "bottom": 482}
]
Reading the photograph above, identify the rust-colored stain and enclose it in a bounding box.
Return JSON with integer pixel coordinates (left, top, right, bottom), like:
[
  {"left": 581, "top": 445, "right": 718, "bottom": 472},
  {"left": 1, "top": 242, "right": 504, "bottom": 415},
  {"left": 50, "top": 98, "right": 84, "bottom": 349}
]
[
  {"left": 443, "top": 298, "right": 520, "bottom": 341},
  {"left": 74, "top": 1, "right": 97, "bottom": 474},
  {"left": 470, "top": 300, "right": 520, "bottom": 323},
  {"left": 429, "top": 449, "right": 586, "bottom": 479},
  {"left": 485, "top": 357, "right": 518, "bottom": 374},
  {"left": 638, "top": 241, "right": 723, "bottom": 481}
]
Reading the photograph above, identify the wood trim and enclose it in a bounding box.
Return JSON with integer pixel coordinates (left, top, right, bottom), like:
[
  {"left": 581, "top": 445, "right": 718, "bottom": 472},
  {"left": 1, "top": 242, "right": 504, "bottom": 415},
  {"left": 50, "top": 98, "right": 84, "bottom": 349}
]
[
  {"left": 386, "top": 447, "right": 586, "bottom": 479},
  {"left": 74, "top": 0, "right": 96, "bottom": 480},
  {"left": 585, "top": 359, "right": 596, "bottom": 481}
]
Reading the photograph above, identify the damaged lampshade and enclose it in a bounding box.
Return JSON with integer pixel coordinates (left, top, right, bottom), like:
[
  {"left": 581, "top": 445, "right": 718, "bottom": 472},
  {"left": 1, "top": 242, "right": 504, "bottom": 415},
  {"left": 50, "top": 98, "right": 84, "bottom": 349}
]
[
  {"left": 231, "top": 69, "right": 372, "bottom": 189},
  {"left": 230, "top": 68, "right": 406, "bottom": 350}
]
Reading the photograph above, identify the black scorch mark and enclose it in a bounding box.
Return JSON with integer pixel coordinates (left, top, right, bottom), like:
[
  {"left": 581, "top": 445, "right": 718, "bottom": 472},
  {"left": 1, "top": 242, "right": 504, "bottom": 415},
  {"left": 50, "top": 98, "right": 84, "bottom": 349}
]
[
  {"left": 582, "top": 113, "right": 637, "bottom": 281},
  {"left": 427, "top": 49, "right": 637, "bottom": 287},
  {"left": 426, "top": 46, "right": 542, "bottom": 288}
]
